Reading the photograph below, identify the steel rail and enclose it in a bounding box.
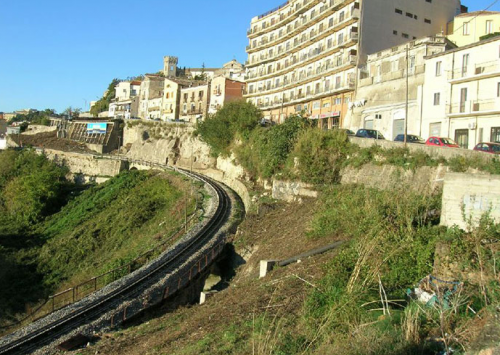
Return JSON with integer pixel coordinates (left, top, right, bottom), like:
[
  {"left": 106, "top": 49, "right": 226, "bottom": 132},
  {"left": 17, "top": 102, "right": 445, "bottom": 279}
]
[{"left": 0, "top": 168, "right": 231, "bottom": 355}]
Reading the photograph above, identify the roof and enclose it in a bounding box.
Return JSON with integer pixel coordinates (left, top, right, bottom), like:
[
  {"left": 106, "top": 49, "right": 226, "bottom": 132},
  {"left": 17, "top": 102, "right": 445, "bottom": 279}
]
[
  {"left": 131, "top": 80, "right": 142, "bottom": 86},
  {"left": 427, "top": 34, "right": 500, "bottom": 59},
  {"left": 455, "top": 10, "right": 500, "bottom": 18}
]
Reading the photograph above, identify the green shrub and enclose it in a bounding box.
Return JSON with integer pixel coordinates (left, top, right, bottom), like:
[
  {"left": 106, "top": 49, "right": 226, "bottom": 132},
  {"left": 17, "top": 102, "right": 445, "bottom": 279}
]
[
  {"left": 292, "top": 128, "right": 352, "bottom": 184},
  {"left": 196, "top": 100, "right": 262, "bottom": 157}
]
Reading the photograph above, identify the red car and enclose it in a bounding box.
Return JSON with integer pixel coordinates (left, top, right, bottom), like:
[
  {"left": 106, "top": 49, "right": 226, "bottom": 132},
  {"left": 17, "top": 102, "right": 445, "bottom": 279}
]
[
  {"left": 425, "top": 136, "right": 460, "bottom": 148},
  {"left": 473, "top": 142, "right": 500, "bottom": 154}
]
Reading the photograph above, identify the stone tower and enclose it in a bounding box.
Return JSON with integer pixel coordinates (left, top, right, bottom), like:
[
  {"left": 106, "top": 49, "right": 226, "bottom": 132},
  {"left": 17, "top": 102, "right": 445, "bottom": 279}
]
[{"left": 163, "top": 56, "right": 178, "bottom": 77}]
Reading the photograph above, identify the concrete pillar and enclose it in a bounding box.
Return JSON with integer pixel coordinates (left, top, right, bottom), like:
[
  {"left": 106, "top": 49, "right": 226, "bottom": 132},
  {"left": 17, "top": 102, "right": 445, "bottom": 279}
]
[{"left": 259, "top": 260, "right": 276, "bottom": 279}]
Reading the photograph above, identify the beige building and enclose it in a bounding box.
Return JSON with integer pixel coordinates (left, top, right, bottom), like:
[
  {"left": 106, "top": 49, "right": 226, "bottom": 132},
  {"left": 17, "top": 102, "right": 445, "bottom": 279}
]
[
  {"left": 179, "top": 84, "right": 210, "bottom": 122},
  {"left": 209, "top": 76, "right": 246, "bottom": 114},
  {"left": 138, "top": 75, "right": 165, "bottom": 119},
  {"left": 421, "top": 36, "right": 500, "bottom": 149},
  {"left": 447, "top": 11, "right": 500, "bottom": 47},
  {"left": 244, "top": 0, "right": 464, "bottom": 127},
  {"left": 347, "top": 36, "right": 453, "bottom": 139}
]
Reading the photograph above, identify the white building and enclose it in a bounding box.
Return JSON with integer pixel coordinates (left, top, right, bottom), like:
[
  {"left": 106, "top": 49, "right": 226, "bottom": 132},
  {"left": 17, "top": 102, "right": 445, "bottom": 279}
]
[
  {"left": 347, "top": 36, "right": 452, "bottom": 139},
  {"left": 421, "top": 36, "right": 500, "bottom": 149},
  {"left": 138, "top": 75, "right": 165, "bottom": 120},
  {"left": 109, "top": 80, "right": 142, "bottom": 119},
  {"left": 447, "top": 11, "right": 500, "bottom": 47}
]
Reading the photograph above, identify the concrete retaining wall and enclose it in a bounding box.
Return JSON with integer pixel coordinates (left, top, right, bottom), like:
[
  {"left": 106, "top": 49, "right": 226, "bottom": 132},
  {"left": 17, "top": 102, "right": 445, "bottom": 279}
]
[
  {"left": 349, "top": 137, "right": 493, "bottom": 161},
  {"left": 441, "top": 172, "right": 500, "bottom": 229},
  {"left": 43, "top": 149, "right": 126, "bottom": 183}
]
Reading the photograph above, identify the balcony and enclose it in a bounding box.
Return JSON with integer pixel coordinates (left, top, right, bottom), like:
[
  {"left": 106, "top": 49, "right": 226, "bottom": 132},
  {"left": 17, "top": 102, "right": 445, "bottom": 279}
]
[
  {"left": 447, "top": 99, "right": 500, "bottom": 117},
  {"left": 246, "top": 0, "right": 359, "bottom": 55},
  {"left": 448, "top": 60, "right": 500, "bottom": 84}
]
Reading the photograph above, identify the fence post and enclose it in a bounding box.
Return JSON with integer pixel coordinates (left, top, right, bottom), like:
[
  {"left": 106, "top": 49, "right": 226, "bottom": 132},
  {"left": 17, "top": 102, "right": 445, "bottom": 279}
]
[
  {"left": 94, "top": 277, "right": 97, "bottom": 291},
  {"left": 51, "top": 296, "right": 55, "bottom": 312},
  {"left": 72, "top": 287, "right": 75, "bottom": 303}
]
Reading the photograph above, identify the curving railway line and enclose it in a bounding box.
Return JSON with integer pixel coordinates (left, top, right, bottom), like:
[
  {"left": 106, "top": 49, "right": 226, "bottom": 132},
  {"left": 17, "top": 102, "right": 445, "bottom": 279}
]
[{"left": 0, "top": 167, "right": 233, "bottom": 355}]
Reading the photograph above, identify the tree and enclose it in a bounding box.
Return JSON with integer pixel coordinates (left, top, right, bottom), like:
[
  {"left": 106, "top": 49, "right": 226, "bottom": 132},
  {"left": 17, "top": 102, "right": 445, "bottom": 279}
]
[
  {"left": 62, "top": 107, "right": 82, "bottom": 120},
  {"left": 90, "top": 78, "right": 120, "bottom": 117}
]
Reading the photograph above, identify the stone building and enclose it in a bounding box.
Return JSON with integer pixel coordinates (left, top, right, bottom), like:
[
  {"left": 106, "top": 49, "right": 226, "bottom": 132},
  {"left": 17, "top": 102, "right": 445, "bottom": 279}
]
[
  {"left": 346, "top": 36, "right": 453, "bottom": 139},
  {"left": 138, "top": 75, "right": 165, "bottom": 119},
  {"left": 244, "top": 0, "right": 465, "bottom": 126}
]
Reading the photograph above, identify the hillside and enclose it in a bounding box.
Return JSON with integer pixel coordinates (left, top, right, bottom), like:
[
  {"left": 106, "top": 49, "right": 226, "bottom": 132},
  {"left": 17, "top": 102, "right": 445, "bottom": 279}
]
[
  {"left": 77, "top": 183, "right": 500, "bottom": 355},
  {"left": 0, "top": 153, "right": 197, "bottom": 328}
]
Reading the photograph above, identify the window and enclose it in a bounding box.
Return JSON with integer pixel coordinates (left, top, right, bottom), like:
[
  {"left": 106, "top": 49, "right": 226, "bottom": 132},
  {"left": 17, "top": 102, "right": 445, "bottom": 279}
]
[
  {"left": 395, "top": 8, "right": 402, "bottom": 14},
  {"left": 454, "top": 129, "right": 469, "bottom": 149},
  {"left": 498, "top": 82, "right": 500, "bottom": 97},
  {"left": 460, "top": 87, "right": 468, "bottom": 113},
  {"left": 491, "top": 127, "right": 500, "bottom": 142},
  {"left": 402, "top": 33, "right": 409, "bottom": 39},
  {"left": 426, "top": 0, "right": 432, "bottom": 2},
  {"left": 322, "top": 101, "right": 331, "bottom": 108},
  {"left": 313, "top": 102, "right": 320, "bottom": 109},
  {"left": 435, "top": 61, "right": 442, "bottom": 76},
  {"left": 406, "top": 12, "right": 413, "bottom": 18},
  {"left": 335, "top": 98, "right": 342, "bottom": 105},
  {"left": 339, "top": 11, "right": 344, "bottom": 22},
  {"left": 425, "top": 18, "right": 431, "bottom": 24},
  {"left": 486, "top": 20, "right": 493, "bottom": 34},
  {"left": 463, "top": 22, "right": 470, "bottom": 35},
  {"left": 462, "top": 53, "right": 469, "bottom": 75},
  {"left": 433, "top": 92, "right": 441, "bottom": 105},
  {"left": 393, "top": 30, "right": 398, "bottom": 35}
]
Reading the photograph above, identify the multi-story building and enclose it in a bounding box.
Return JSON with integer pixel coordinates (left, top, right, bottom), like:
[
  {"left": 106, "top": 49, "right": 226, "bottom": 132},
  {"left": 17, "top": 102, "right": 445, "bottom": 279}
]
[
  {"left": 421, "top": 35, "right": 500, "bottom": 149},
  {"left": 209, "top": 76, "right": 246, "bottom": 115},
  {"left": 447, "top": 11, "right": 500, "bottom": 47},
  {"left": 179, "top": 84, "right": 210, "bottom": 122},
  {"left": 244, "top": 0, "right": 464, "bottom": 127},
  {"left": 138, "top": 75, "right": 165, "bottom": 119},
  {"left": 109, "top": 80, "right": 141, "bottom": 119},
  {"left": 347, "top": 36, "right": 452, "bottom": 139},
  {"left": 162, "top": 78, "right": 201, "bottom": 121}
]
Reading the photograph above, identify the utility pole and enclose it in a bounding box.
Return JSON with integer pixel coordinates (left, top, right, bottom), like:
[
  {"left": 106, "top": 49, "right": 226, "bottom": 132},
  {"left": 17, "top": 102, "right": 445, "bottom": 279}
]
[{"left": 404, "top": 45, "right": 409, "bottom": 147}]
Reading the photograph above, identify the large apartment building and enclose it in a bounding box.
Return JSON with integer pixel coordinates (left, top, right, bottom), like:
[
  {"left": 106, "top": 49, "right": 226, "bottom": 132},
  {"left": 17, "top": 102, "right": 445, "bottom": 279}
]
[{"left": 244, "top": 0, "right": 464, "bottom": 127}]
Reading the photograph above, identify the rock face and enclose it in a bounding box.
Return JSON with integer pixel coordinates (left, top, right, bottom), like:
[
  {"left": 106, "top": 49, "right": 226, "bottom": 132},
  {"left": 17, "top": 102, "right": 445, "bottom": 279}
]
[{"left": 122, "top": 123, "right": 251, "bottom": 210}]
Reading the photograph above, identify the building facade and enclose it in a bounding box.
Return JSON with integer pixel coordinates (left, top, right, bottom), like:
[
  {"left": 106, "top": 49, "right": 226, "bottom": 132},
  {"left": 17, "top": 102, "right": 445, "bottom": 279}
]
[
  {"left": 109, "top": 80, "right": 141, "bottom": 119},
  {"left": 421, "top": 36, "right": 500, "bottom": 149},
  {"left": 244, "top": 0, "right": 464, "bottom": 127},
  {"left": 447, "top": 11, "right": 500, "bottom": 47},
  {"left": 179, "top": 84, "right": 210, "bottom": 123},
  {"left": 138, "top": 75, "right": 165, "bottom": 119},
  {"left": 347, "top": 36, "right": 452, "bottom": 139},
  {"left": 209, "top": 76, "right": 246, "bottom": 115}
]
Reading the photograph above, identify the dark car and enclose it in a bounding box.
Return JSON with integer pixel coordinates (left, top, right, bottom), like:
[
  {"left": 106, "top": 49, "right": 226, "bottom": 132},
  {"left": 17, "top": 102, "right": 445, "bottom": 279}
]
[
  {"left": 394, "top": 134, "right": 425, "bottom": 144},
  {"left": 337, "top": 128, "right": 355, "bottom": 136},
  {"left": 355, "top": 129, "right": 385, "bottom": 140},
  {"left": 473, "top": 142, "right": 500, "bottom": 154}
]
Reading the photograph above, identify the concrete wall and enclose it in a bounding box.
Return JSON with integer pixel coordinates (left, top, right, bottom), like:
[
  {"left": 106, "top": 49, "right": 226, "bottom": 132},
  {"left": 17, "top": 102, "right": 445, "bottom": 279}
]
[
  {"left": 349, "top": 136, "right": 495, "bottom": 161},
  {"left": 42, "top": 149, "right": 126, "bottom": 183},
  {"left": 441, "top": 172, "right": 500, "bottom": 229}
]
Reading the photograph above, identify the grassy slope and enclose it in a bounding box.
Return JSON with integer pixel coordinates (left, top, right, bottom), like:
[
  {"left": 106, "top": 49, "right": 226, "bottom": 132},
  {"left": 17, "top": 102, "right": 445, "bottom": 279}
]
[
  {"left": 1, "top": 169, "right": 196, "bottom": 323},
  {"left": 79, "top": 184, "right": 500, "bottom": 355}
]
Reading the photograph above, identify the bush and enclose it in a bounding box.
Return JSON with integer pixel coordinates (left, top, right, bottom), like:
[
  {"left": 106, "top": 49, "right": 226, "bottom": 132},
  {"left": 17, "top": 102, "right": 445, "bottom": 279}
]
[
  {"left": 236, "top": 115, "right": 309, "bottom": 179},
  {"left": 292, "top": 128, "right": 352, "bottom": 184},
  {"left": 196, "top": 100, "right": 262, "bottom": 157}
]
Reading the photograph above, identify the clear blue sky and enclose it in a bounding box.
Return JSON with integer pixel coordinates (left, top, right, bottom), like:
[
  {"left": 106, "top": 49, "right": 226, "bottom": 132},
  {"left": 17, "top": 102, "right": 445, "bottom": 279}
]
[{"left": 0, "top": 0, "right": 497, "bottom": 113}]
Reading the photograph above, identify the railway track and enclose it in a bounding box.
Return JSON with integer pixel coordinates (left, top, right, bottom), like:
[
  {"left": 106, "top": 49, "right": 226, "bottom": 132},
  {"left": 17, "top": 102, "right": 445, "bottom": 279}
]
[{"left": 0, "top": 167, "right": 232, "bottom": 355}]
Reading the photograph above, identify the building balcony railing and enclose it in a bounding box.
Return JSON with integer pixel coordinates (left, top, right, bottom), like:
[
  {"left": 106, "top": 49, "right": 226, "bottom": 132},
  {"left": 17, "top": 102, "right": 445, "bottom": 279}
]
[
  {"left": 448, "top": 60, "right": 500, "bottom": 82},
  {"left": 248, "top": 0, "right": 356, "bottom": 41},
  {"left": 447, "top": 99, "right": 500, "bottom": 116},
  {"left": 247, "top": 2, "right": 359, "bottom": 55},
  {"left": 245, "top": 52, "right": 357, "bottom": 97},
  {"left": 246, "top": 32, "right": 358, "bottom": 84},
  {"left": 254, "top": 79, "right": 354, "bottom": 110}
]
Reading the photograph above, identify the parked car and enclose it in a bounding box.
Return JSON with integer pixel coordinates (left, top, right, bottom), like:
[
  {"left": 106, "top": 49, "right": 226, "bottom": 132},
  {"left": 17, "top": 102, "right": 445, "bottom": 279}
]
[
  {"left": 473, "top": 142, "right": 500, "bottom": 154},
  {"left": 394, "top": 134, "right": 425, "bottom": 144},
  {"left": 355, "top": 129, "right": 385, "bottom": 140},
  {"left": 425, "top": 136, "right": 460, "bottom": 148},
  {"left": 337, "top": 128, "right": 355, "bottom": 136}
]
